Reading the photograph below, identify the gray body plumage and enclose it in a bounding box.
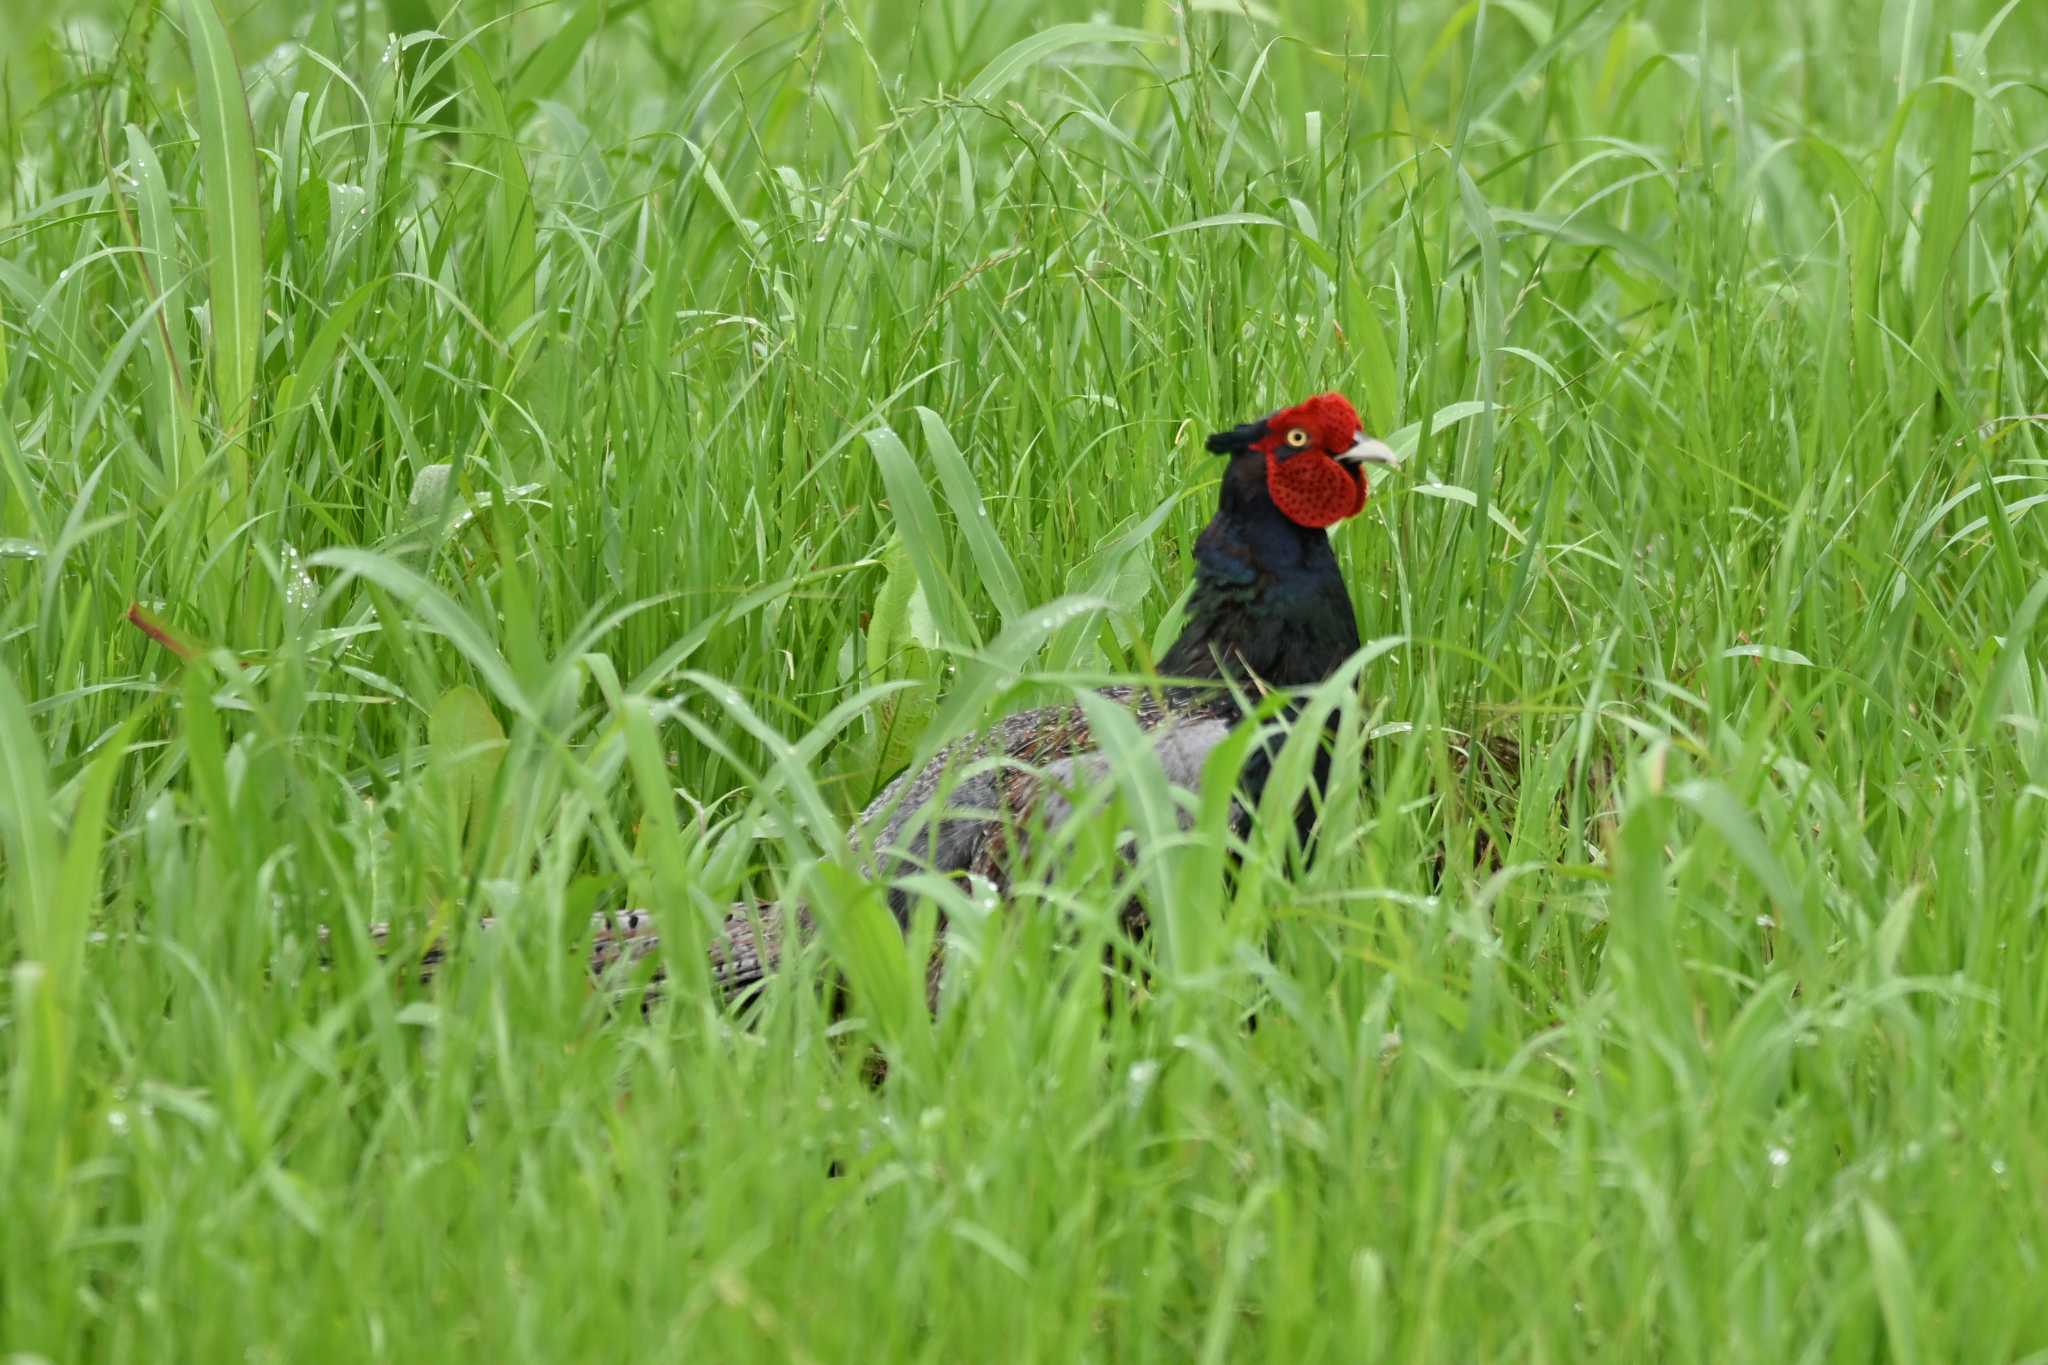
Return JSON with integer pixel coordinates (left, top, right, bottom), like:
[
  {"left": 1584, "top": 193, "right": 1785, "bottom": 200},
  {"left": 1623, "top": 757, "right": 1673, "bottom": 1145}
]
[
  {"left": 696, "top": 685, "right": 1245, "bottom": 1003},
  {"left": 853, "top": 687, "right": 1219, "bottom": 903}
]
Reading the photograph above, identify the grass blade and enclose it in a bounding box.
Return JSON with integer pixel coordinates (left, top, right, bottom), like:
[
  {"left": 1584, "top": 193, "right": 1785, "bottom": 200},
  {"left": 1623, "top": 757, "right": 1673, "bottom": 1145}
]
[
  {"left": 181, "top": 0, "right": 263, "bottom": 505},
  {"left": 915, "top": 406, "right": 1026, "bottom": 624}
]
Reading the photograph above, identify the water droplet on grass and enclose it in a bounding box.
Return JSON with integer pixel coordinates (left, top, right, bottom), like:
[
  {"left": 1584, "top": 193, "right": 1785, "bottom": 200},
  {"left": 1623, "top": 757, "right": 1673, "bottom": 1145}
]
[{"left": 280, "top": 543, "right": 317, "bottom": 612}]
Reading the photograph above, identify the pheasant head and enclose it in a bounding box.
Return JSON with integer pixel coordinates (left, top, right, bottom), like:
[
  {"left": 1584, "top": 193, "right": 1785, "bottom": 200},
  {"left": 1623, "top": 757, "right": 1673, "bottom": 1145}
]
[{"left": 1202, "top": 392, "right": 1399, "bottom": 529}]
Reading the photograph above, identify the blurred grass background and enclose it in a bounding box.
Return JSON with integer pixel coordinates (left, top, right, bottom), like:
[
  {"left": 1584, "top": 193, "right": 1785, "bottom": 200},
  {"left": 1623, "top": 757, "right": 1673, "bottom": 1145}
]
[{"left": 3, "top": 0, "right": 2046, "bottom": 1358}]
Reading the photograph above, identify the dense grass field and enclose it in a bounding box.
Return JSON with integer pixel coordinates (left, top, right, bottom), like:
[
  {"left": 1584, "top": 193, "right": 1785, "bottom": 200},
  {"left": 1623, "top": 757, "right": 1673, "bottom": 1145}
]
[{"left": 3, "top": 0, "right": 2046, "bottom": 1357}]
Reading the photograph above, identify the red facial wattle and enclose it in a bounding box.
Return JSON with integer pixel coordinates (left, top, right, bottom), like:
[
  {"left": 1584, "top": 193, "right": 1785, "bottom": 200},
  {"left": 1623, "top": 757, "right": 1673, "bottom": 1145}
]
[{"left": 1265, "top": 450, "right": 1365, "bottom": 528}]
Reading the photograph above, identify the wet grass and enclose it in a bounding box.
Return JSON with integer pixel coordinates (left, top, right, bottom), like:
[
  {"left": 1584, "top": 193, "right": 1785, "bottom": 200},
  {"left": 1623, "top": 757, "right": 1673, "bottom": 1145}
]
[{"left": 3, "top": 0, "right": 2047, "bottom": 1358}]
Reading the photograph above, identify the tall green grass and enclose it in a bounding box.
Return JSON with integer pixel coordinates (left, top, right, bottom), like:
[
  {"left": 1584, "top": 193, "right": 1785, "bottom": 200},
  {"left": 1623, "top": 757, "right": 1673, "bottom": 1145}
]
[{"left": 3, "top": 0, "right": 2046, "bottom": 1358}]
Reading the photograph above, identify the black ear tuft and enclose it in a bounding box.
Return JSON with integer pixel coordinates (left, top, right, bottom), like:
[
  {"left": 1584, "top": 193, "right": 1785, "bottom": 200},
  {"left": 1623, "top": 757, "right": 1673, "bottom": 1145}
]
[{"left": 1205, "top": 419, "right": 1268, "bottom": 455}]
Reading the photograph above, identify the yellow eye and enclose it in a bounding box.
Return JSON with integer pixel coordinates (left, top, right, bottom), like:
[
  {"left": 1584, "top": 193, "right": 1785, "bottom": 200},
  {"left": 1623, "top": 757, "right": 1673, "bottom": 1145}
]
[{"left": 1284, "top": 427, "right": 1311, "bottom": 448}]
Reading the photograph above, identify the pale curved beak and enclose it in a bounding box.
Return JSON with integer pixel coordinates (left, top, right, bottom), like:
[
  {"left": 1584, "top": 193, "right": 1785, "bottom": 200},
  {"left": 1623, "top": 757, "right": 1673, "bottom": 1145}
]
[{"left": 1337, "top": 432, "right": 1400, "bottom": 466}]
